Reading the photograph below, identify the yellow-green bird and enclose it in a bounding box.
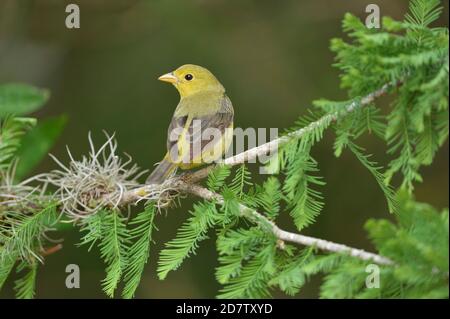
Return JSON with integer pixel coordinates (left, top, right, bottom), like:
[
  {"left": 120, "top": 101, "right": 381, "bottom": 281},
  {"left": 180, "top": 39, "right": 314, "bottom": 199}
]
[{"left": 146, "top": 64, "right": 234, "bottom": 184}]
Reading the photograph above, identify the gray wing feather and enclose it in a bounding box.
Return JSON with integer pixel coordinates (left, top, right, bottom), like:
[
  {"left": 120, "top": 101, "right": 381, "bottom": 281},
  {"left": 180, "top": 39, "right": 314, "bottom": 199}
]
[{"left": 166, "top": 94, "right": 233, "bottom": 163}]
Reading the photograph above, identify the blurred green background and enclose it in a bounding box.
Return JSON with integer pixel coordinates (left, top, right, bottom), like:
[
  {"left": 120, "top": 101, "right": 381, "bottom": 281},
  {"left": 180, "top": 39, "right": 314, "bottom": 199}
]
[{"left": 0, "top": 0, "right": 448, "bottom": 298}]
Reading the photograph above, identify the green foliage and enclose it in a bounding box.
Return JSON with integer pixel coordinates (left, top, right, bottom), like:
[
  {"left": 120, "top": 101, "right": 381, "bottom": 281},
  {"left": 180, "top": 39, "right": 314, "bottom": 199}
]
[
  {"left": 268, "top": 247, "right": 314, "bottom": 296},
  {"left": 405, "top": 0, "right": 442, "bottom": 28},
  {"left": 347, "top": 142, "right": 398, "bottom": 214},
  {"left": 239, "top": 252, "right": 342, "bottom": 297},
  {"left": 157, "top": 201, "right": 218, "bottom": 280},
  {"left": 218, "top": 245, "right": 276, "bottom": 299},
  {"left": 0, "top": 252, "right": 17, "bottom": 290},
  {"left": 78, "top": 205, "right": 158, "bottom": 299},
  {"left": 0, "top": 82, "right": 63, "bottom": 298},
  {"left": 0, "top": 204, "right": 58, "bottom": 264},
  {"left": 271, "top": 110, "right": 330, "bottom": 230},
  {"left": 319, "top": 259, "right": 368, "bottom": 299},
  {"left": 207, "top": 164, "right": 231, "bottom": 191},
  {"left": 229, "top": 164, "right": 253, "bottom": 198},
  {"left": 97, "top": 211, "right": 130, "bottom": 297},
  {"left": 319, "top": 194, "right": 449, "bottom": 298},
  {"left": 213, "top": 193, "right": 448, "bottom": 299},
  {"left": 281, "top": 142, "right": 325, "bottom": 230},
  {"left": 15, "top": 115, "right": 67, "bottom": 179},
  {"left": 328, "top": 0, "right": 449, "bottom": 192},
  {"left": 255, "top": 177, "right": 282, "bottom": 220},
  {"left": 0, "top": 82, "right": 64, "bottom": 177},
  {"left": 79, "top": 210, "right": 130, "bottom": 297},
  {"left": 0, "top": 117, "right": 36, "bottom": 170},
  {"left": 313, "top": 101, "right": 386, "bottom": 157},
  {"left": 0, "top": 83, "right": 49, "bottom": 118},
  {"left": 289, "top": 110, "right": 332, "bottom": 149},
  {"left": 78, "top": 212, "right": 105, "bottom": 251},
  {"left": 122, "top": 204, "right": 156, "bottom": 299},
  {"left": 14, "top": 261, "right": 38, "bottom": 299},
  {"left": 217, "top": 228, "right": 277, "bottom": 298},
  {"left": 215, "top": 228, "right": 268, "bottom": 285}
]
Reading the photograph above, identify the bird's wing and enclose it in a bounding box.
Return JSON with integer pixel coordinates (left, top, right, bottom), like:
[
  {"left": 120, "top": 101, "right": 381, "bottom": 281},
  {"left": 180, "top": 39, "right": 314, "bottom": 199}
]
[
  {"left": 166, "top": 94, "right": 234, "bottom": 165},
  {"left": 166, "top": 114, "right": 188, "bottom": 153}
]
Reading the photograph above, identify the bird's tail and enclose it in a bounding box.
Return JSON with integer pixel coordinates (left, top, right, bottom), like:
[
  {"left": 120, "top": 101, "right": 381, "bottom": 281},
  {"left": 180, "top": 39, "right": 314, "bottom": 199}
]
[{"left": 146, "top": 154, "right": 177, "bottom": 184}]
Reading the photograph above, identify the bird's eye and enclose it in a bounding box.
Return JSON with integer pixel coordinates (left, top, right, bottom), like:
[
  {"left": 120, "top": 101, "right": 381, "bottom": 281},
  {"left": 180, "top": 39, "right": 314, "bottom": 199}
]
[{"left": 184, "top": 74, "right": 193, "bottom": 81}]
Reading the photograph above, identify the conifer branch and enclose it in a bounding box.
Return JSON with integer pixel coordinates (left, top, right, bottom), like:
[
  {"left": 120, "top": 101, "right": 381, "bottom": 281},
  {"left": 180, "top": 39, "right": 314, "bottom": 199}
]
[{"left": 177, "top": 182, "right": 394, "bottom": 266}]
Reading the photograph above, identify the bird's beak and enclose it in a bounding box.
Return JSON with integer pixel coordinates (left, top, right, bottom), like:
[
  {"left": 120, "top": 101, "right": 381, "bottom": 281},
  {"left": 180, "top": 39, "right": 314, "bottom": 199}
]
[{"left": 158, "top": 72, "right": 177, "bottom": 83}]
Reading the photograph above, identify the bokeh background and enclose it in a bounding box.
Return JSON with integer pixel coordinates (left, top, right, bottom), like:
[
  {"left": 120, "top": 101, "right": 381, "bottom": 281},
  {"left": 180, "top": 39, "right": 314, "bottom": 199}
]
[{"left": 0, "top": 0, "right": 448, "bottom": 298}]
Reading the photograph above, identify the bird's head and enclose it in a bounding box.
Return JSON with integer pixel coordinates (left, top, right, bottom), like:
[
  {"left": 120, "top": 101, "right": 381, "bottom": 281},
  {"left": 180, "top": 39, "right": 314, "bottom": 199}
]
[{"left": 158, "top": 64, "right": 225, "bottom": 98}]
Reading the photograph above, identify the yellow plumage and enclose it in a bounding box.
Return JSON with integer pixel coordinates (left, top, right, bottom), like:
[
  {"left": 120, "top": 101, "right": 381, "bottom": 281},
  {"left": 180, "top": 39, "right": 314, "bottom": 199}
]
[{"left": 146, "top": 64, "right": 234, "bottom": 184}]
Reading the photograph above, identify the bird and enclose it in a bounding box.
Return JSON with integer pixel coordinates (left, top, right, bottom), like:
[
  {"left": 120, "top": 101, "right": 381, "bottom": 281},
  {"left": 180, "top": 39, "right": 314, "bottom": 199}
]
[{"left": 146, "top": 64, "right": 234, "bottom": 184}]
